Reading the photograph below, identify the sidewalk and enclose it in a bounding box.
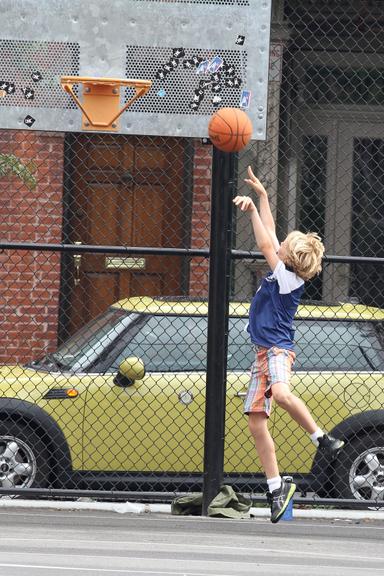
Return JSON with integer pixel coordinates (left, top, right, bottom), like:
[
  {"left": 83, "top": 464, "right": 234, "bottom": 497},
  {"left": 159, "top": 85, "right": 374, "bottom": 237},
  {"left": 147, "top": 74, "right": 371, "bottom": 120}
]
[{"left": 1, "top": 497, "right": 384, "bottom": 521}]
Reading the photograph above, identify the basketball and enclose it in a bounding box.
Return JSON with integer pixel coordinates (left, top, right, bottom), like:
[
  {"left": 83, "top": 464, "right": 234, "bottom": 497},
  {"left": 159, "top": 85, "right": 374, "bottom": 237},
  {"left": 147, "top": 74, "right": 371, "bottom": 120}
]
[{"left": 208, "top": 107, "right": 253, "bottom": 153}]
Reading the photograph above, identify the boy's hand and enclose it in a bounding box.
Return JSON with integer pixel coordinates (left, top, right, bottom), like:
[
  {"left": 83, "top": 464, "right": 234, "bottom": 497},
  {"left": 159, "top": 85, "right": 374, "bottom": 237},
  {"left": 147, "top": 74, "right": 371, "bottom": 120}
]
[
  {"left": 233, "top": 195, "right": 257, "bottom": 213},
  {"left": 244, "top": 166, "right": 267, "bottom": 197}
]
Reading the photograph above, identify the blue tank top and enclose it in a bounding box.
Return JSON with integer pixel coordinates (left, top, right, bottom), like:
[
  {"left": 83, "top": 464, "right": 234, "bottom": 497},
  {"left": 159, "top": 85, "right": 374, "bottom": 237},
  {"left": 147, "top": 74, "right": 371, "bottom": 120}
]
[{"left": 248, "top": 260, "right": 305, "bottom": 350}]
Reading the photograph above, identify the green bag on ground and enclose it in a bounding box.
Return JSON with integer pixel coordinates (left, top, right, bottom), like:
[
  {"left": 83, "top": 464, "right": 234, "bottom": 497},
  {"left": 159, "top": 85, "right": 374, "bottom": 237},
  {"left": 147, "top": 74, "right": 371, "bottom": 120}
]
[{"left": 171, "top": 485, "right": 251, "bottom": 519}]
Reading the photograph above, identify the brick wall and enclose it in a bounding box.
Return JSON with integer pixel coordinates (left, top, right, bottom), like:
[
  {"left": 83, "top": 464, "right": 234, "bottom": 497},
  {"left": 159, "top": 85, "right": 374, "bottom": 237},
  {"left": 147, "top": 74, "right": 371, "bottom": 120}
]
[
  {"left": 0, "top": 130, "right": 64, "bottom": 364},
  {"left": 189, "top": 140, "right": 212, "bottom": 298}
]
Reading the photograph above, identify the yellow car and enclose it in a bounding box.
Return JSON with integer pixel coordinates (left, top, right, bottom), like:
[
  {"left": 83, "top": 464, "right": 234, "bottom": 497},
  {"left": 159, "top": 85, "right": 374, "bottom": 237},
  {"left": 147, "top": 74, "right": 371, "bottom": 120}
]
[{"left": 0, "top": 297, "right": 383, "bottom": 502}]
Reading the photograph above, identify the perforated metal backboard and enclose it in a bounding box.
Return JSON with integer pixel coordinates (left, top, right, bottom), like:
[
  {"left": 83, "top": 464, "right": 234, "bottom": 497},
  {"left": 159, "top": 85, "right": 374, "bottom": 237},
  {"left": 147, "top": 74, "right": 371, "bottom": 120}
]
[{"left": 0, "top": 0, "right": 272, "bottom": 139}]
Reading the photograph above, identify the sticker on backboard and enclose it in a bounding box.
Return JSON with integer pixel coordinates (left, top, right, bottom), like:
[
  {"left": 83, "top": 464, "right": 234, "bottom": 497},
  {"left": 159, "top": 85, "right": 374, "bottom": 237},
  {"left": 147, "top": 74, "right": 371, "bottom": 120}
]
[
  {"left": 197, "top": 57, "right": 223, "bottom": 75},
  {"left": 31, "top": 71, "right": 42, "bottom": 82},
  {"left": 189, "top": 101, "right": 200, "bottom": 110},
  {"left": 193, "top": 88, "right": 205, "bottom": 103},
  {"left": 199, "top": 79, "right": 212, "bottom": 91},
  {"left": 22, "top": 87, "right": 35, "bottom": 100},
  {"left": 183, "top": 59, "right": 194, "bottom": 70},
  {"left": 1, "top": 82, "right": 15, "bottom": 95},
  {"left": 163, "top": 62, "right": 173, "bottom": 74},
  {"left": 192, "top": 56, "right": 204, "bottom": 68},
  {"left": 156, "top": 68, "right": 166, "bottom": 80},
  {"left": 173, "top": 48, "right": 185, "bottom": 59},
  {"left": 169, "top": 57, "right": 179, "bottom": 70},
  {"left": 233, "top": 77, "right": 242, "bottom": 88},
  {"left": 196, "top": 59, "right": 210, "bottom": 75},
  {"left": 224, "top": 63, "right": 236, "bottom": 77},
  {"left": 235, "top": 35, "right": 246, "bottom": 46},
  {"left": 207, "top": 57, "right": 223, "bottom": 74},
  {"left": 24, "top": 115, "right": 36, "bottom": 127},
  {"left": 240, "top": 89, "right": 251, "bottom": 109}
]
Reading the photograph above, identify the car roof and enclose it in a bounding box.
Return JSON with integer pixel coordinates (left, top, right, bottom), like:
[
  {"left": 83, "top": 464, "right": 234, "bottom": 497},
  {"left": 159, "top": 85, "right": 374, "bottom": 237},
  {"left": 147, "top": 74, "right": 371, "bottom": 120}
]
[{"left": 111, "top": 296, "right": 384, "bottom": 321}]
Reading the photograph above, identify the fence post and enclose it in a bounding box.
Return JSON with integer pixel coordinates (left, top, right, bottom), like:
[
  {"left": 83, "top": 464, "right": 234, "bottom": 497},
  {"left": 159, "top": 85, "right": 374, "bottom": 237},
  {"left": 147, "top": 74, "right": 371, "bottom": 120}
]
[{"left": 202, "top": 147, "right": 237, "bottom": 515}]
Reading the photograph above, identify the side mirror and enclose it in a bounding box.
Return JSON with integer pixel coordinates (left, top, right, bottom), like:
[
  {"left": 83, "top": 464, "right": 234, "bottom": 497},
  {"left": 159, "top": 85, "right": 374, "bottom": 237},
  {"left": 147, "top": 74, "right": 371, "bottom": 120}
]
[{"left": 114, "top": 357, "right": 146, "bottom": 388}]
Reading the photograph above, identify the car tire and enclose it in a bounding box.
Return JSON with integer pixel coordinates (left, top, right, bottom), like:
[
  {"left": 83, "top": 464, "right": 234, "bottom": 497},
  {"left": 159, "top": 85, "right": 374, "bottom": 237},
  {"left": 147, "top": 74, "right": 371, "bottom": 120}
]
[
  {"left": 0, "top": 420, "right": 50, "bottom": 490},
  {"left": 333, "top": 431, "right": 384, "bottom": 504}
]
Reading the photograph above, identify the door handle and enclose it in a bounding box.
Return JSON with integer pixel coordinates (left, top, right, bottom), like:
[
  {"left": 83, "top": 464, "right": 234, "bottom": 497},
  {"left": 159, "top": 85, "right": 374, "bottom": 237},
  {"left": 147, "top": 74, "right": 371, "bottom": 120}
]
[{"left": 235, "top": 391, "right": 247, "bottom": 398}]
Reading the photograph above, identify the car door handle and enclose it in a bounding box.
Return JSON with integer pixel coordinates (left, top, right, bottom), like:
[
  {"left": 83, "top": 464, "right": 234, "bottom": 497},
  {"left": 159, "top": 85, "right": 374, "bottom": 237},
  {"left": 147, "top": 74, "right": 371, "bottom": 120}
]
[{"left": 235, "top": 391, "right": 247, "bottom": 398}]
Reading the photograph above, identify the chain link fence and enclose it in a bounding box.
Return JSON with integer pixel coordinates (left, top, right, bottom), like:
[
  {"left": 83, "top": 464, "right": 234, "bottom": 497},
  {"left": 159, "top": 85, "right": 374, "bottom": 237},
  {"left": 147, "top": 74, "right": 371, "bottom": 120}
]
[{"left": 0, "top": 0, "right": 384, "bottom": 509}]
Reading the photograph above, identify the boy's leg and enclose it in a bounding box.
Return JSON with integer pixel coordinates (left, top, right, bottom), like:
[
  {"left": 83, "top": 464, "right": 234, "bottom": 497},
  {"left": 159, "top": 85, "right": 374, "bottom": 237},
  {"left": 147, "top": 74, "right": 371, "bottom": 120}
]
[
  {"left": 272, "top": 382, "right": 344, "bottom": 454},
  {"left": 248, "top": 412, "right": 296, "bottom": 524},
  {"left": 267, "top": 348, "right": 344, "bottom": 455},
  {"left": 271, "top": 382, "right": 318, "bottom": 433},
  {"left": 248, "top": 412, "right": 279, "bottom": 479}
]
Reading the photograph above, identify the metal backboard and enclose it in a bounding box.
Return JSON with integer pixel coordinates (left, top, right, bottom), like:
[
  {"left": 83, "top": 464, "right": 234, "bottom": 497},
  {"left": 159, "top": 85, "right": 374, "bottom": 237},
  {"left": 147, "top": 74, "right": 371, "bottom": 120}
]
[{"left": 0, "top": 0, "right": 272, "bottom": 139}]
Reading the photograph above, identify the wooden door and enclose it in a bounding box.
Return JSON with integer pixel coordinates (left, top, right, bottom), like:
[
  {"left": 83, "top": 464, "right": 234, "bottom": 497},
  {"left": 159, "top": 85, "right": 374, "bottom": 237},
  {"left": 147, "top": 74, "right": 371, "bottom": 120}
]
[{"left": 65, "top": 134, "right": 185, "bottom": 335}]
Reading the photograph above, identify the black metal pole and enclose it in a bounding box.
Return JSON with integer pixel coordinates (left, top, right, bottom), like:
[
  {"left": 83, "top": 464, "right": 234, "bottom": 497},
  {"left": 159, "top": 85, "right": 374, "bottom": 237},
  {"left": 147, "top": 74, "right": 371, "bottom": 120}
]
[{"left": 202, "top": 148, "right": 237, "bottom": 515}]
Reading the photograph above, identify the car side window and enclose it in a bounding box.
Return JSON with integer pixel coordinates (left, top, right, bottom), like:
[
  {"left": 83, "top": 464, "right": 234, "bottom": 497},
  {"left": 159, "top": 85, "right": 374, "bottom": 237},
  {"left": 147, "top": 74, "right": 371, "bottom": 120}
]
[
  {"left": 103, "top": 314, "right": 384, "bottom": 373},
  {"left": 294, "top": 320, "right": 384, "bottom": 371},
  {"left": 108, "top": 315, "right": 254, "bottom": 373},
  {"left": 227, "top": 318, "right": 254, "bottom": 370},
  {"left": 110, "top": 315, "right": 209, "bottom": 372}
]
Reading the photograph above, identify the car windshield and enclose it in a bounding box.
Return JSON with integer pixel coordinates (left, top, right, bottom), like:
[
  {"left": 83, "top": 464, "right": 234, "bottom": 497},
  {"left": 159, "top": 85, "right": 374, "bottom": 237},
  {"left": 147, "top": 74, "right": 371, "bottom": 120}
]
[{"left": 35, "top": 309, "right": 141, "bottom": 372}]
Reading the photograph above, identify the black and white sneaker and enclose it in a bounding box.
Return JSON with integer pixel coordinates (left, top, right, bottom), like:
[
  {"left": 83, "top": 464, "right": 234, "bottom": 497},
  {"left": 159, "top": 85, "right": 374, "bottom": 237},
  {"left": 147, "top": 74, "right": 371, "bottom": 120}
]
[
  {"left": 318, "top": 434, "right": 344, "bottom": 457},
  {"left": 267, "top": 476, "right": 296, "bottom": 524}
]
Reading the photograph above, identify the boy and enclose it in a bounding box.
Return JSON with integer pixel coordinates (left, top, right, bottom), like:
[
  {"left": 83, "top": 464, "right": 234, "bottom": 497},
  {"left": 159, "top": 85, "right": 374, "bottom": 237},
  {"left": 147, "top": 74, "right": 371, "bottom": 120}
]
[{"left": 233, "top": 166, "right": 344, "bottom": 524}]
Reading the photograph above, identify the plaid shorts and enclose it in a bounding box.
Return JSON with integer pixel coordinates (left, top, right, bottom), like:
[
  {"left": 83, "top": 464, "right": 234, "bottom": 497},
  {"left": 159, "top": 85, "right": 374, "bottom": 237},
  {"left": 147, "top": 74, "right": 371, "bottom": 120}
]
[{"left": 244, "top": 346, "right": 296, "bottom": 417}]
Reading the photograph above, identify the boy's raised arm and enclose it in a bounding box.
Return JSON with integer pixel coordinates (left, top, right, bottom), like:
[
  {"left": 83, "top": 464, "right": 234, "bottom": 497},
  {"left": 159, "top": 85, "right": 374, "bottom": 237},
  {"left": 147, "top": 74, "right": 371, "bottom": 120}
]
[
  {"left": 233, "top": 195, "right": 279, "bottom": 272},
  {"left": 244, "top": 167, "right": 279, "bottom": 251}
]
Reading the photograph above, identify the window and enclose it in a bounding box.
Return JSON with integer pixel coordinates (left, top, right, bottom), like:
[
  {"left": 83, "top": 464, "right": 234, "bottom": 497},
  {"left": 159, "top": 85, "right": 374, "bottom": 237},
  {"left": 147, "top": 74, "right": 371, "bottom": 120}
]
[
  {"left": 302, "top": 66, "right": 384, "bottom": 106},
  {"left": 350, "top": 138, "right": 384, "bottom": 308},
  {"left": 299, "top": 135, "right": 327, "bottom": 301},
  {"left": 64, "top": 311, "right": 384, "bottom": 374},
  {"left": 294, "top": 320, "right": 384, "bottom": 371},
  {"left": 109, "top": 315, "right": 254, "bottom": 372},
  {"left": 110, "top": 315, "right": 208, "bottom": 372}
]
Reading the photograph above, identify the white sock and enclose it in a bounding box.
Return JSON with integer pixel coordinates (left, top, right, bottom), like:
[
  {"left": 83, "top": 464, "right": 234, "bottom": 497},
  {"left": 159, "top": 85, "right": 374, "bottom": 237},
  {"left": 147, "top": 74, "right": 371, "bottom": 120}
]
[
  {"left": 310, "top": 428, "right": 324, "bottom": 446},
  {"left": 267, "top": 476, "right": 282, "bottom": 493}
]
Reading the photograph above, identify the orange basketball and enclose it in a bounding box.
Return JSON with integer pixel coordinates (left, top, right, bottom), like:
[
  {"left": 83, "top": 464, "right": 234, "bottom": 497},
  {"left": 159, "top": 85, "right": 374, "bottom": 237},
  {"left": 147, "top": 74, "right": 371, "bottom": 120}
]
[{"left": 208, "top": 107, "right": 253, "bottom": 152}]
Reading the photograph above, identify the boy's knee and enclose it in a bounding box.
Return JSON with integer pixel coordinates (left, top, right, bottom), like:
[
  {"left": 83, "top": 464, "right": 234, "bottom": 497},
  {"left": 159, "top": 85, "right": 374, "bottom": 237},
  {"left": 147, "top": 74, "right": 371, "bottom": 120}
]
[
  {"left": 272, "top": 386, "right": 292, "bottom": 408},
  {"left": 248, "top": 414, "right": 267, "bottom": 437}
]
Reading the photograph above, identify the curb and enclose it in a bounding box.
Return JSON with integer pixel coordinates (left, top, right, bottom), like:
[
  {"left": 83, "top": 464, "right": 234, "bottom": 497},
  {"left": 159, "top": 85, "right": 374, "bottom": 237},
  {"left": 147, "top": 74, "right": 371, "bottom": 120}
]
[{"left": 0, "top": 498, "right": 384, "bottom": 521}]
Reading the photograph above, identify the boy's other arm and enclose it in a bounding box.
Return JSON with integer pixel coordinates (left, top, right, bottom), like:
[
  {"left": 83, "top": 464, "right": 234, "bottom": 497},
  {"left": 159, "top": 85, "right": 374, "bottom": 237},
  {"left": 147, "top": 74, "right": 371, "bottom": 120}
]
[
  {"left": 233, "top": 195, "right": 279, "bottom": 271},
  {"left": 244, "top": 167, "right": 279, "bottom": 251}
]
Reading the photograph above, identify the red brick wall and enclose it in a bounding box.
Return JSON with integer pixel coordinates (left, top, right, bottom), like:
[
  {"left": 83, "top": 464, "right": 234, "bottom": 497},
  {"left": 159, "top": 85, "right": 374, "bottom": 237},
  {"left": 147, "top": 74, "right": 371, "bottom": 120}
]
[
  {"left": 0, "top": 130, "right": 64, "bottom": 364},
  {"left": 189, "top": 140, "right": 212, "bottom": 297}
]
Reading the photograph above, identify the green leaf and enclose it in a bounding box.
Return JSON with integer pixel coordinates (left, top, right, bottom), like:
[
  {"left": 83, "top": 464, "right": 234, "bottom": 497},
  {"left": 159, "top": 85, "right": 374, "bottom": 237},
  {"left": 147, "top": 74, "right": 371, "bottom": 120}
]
[{"left": 0, "top": 153, "right": 37, "bottom": 189}]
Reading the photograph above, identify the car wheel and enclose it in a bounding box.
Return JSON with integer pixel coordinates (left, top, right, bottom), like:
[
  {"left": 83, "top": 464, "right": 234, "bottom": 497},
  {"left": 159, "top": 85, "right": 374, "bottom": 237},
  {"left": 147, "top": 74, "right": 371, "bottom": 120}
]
[
  {"left": 334, "top": 431, "right": 384, "bottom": 503},
  {"left": 0, "top": 421, "right": 50, "bottom": 490}
]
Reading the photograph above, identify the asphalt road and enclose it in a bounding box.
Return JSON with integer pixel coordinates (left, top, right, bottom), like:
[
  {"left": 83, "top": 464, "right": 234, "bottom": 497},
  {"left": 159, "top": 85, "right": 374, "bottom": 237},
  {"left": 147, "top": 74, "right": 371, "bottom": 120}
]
[{"left": 0, "top": 508, "right": 383, "bottom": 576}]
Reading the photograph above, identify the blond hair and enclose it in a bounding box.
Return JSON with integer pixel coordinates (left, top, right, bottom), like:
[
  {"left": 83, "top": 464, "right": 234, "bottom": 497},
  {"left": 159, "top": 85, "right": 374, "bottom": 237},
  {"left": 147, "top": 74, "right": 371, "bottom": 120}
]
[{"left": 284, "top": 231, "right": 325, "bottom": 281}]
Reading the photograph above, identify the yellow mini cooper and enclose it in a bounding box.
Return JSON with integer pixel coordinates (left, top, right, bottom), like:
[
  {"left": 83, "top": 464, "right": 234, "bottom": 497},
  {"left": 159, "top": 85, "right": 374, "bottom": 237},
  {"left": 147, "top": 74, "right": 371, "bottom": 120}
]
[{"left": 0, "top": 297, "right": 383, "bottom": 502}]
